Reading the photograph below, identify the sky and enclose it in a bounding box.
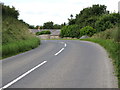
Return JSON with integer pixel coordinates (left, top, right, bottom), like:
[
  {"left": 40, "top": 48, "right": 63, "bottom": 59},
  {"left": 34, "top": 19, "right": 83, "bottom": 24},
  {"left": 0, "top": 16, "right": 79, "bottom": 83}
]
[{"left": 1, "top": 0, "right": 120, "bottom": 26}]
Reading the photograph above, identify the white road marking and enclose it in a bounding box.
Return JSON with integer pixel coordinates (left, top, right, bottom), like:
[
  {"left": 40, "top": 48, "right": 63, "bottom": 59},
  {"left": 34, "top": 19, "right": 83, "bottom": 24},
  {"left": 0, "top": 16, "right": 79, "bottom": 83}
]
[
  {"left": 54, "top": 48, "right": 64, "bottom": 56},
  {"left": 64, "top": 43, "right": 67, "bottom": 47},
  {"left": 54, "top": 42, "right": 67, "bottom": 56},
  {"left": 60, "top": 42, "right": 67, "bottom": 47},
  {"left": 0, "top": 61, "right": 47, "bottom": 89}
]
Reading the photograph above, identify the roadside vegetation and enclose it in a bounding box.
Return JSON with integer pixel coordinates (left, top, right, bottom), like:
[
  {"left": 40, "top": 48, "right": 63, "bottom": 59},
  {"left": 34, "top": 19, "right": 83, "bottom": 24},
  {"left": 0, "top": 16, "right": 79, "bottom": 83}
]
[
  {"left": 81, "top": 26, "right": 120, "bottom": 87},
  {"left": 60, "top": 5, "right": 119, "bottom": 39},
  {"left": 60, "top": 25, "right": 80, "bottom": 38},
  {"left": 2, "top": 4, "right": 40, "bottom": 59},
  {"left": 36, "top": 30, "right": 51, "bottom": 36},
  {"left": 60, "top": 4, "right": 120, "bottom": 87}
]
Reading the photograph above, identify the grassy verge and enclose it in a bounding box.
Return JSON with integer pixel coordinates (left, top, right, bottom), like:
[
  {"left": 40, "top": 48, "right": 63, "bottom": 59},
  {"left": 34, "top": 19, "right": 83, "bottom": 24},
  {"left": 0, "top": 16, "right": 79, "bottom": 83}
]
[
  {"left": 80, "top": 38, "right": 120, "bottom": 87},
  {"left": 2, "top": 37, "right": 40, "bottom": 59}
]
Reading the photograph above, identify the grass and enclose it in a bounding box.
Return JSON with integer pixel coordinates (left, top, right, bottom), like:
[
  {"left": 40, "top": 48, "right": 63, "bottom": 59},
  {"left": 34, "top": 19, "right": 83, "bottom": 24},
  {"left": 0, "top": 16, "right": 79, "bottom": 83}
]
[
  {"left": 80, "top": 38, "right": 120, "bottom": 87},
  {"left": 2, "top": 15, "right": 41, "bottom": 59},
  {"left": 2, "top": 37, "right": 40, "bottom": 59}
]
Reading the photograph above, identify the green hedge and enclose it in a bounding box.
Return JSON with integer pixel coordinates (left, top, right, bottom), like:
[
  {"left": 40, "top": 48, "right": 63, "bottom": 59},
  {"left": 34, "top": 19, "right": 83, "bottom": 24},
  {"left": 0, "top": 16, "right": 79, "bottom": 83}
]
[
  {"left": 2, "top": 37, "right": 40, "bottom": 58},
  {"left": 80, "top": 26, "right": 96, "bottom": 37},
  {"left": 60, "top": 25, "right": 80, "bottom": 38},
  {"left": 36, "top": 30, "right": 51, "bottom": 35}
]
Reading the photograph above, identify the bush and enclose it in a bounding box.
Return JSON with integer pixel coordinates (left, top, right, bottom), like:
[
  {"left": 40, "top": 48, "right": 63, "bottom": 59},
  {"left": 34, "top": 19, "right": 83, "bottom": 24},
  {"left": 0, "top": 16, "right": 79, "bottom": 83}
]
[
  {"left": 36, "top": 30, "right": 51, "bottom": 35},
  {"left": 60, "top": 25, "right": 80, "bottom": 38},
  {"left": 92, "top": 26, "right": 120, "bottom": 42},
  {"left": 95, "top": 13, "right": 120, "bottom": 32},
  {"left": 80, "top": 26, "right": 96, "bottom": 37}
]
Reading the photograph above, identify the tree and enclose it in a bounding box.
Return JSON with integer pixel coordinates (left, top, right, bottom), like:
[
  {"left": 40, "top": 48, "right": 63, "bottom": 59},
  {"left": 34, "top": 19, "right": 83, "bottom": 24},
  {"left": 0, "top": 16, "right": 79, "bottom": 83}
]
[
  {"left": 43, "top": 21, "right": 54, "bottom": 29},
  {"left": 2, "top": 5, "right": 19, "bottom": 19},
  {"left": 54, "top": 24, "right": 61, "bottom": 29},
  {"left": 71, "top": 4, "right": 109, "bottom": 27},
  {"left": 70, "top": 14, "right": 73, "bottom": 19},
  {"left": 68, "top": 14, "right": 76, "bottom": 25},
  {"left": 29, "top": 25, "right": 35, "bottom": 29},
  {"left": 95, "top": 13, "right": 120, "bottom": 32},
  {"left": 68, "top": 18, "right": 76, "bottom": 25}
]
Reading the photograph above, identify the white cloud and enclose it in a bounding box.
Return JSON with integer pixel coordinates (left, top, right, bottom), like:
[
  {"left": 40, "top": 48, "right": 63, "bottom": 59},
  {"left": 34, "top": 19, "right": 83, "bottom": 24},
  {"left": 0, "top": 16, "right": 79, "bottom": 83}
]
[{"left": 2, "top": 0, "right": 120, "bottom": 26}]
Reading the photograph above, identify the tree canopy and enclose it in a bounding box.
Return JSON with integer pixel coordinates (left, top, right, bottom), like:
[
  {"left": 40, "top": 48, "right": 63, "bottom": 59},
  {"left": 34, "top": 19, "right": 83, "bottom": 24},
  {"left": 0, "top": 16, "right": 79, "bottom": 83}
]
[{"left": 2, "top": 5, "right": 19, "bottom": 19}]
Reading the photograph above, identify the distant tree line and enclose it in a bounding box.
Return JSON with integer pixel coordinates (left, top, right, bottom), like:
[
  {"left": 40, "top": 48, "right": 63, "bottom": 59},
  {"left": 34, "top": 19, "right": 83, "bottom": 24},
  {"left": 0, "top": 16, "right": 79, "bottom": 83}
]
[
  {"left": 29, "top": 21, "right": 66, "bottom": 29},
  {"left": 2, "top": 4, "right": 66, "bottom": 29}
]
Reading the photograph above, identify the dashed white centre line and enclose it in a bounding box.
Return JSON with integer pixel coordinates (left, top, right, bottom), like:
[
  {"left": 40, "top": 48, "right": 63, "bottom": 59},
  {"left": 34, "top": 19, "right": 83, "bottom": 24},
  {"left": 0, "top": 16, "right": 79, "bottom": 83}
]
[
  {"left": 64, "top": 43, "right": 67, "bottom": 47},
  {"left": 54, "top": 48, "right": 64, "bottom": 56},
  {"left": 54, "top": 42, "right": 67, "bottom": 56},
  {"left": 1, "top": 42, "right": 67, "bottom": 89},
  {"left": 0, "top": 61, "right": 47, "bottom": 89}
]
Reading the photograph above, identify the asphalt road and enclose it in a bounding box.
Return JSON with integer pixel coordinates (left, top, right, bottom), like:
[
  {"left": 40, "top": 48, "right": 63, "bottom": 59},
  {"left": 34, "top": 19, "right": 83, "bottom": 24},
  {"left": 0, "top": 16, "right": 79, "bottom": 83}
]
[{"left": 1, "top": 40, "right": 117, "bottom": 88}]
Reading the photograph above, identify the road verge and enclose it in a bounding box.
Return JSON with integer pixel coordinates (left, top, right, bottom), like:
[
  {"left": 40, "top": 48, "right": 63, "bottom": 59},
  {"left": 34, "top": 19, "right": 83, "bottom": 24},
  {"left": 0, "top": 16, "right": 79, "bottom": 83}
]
[{"left": 80, "top": 38, "right": 120, "bottom": 88}]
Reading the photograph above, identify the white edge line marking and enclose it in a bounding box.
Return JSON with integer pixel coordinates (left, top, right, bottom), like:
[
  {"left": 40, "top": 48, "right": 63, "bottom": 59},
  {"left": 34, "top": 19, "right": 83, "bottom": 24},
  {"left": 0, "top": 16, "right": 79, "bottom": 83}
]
[
  {"left": 1, "top": 61, "right": 47, "bottom": 89},
  {"left": 55, "top": 48, "right": 64, "bottom": 56}
]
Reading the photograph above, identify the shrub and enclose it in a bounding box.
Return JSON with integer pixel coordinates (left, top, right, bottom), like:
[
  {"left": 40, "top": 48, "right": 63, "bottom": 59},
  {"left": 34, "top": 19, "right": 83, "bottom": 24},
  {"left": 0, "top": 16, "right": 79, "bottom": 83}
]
[
  {"left": 95, "top": 13, "right": 120, "bottom": 32},
  {"left": 60, "top": 25, "right": 80, "bottom": 38},
  {"left": 92, "top": 26, "right": 120, "bottom": 42},
  {"left": 36, "top": 30, "right": 51, "bottom": 35},
  {"left": 80, "top": 26, "right": 96, "bottom": 37}
]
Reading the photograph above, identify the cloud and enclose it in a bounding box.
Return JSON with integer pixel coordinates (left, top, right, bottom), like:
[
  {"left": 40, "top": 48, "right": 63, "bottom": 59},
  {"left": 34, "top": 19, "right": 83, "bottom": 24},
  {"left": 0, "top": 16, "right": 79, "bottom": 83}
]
[{"left": 2, "top": 0, "right": 119, "bottom": 25}]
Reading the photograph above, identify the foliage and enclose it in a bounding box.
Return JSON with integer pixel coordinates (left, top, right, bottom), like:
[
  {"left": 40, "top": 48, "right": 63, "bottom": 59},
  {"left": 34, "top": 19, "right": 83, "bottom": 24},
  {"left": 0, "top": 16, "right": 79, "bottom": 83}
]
[
  {"left": 114, "top": 23, "right": 120, "bottom": 42},
  {"left": 2, "top": 37, "right": 40, "bottom": 58},
  {"left": 29, "top": 25, "right": 35, "bottom": 29},
  {"left": 68, "top": 4, "right": 109, "bottom": 28},
  {"left": 80, "top": 26, "right": 96, "bottom": 37},
  {"left": 2, "top": 4, "right": 40, "bottom": 58},
  {"left": 92, "top": 26, "right": 120, "bottom": 41},
  {"left": 43, "top": 21, "right": 54, "bottom": 29},
  {"left": 2, "top": 17, "right": 33, "bottom": 44},
  {"left": 60, "top": 25, "right": 81, "bottom": 38},
  {"left": 68, "top": 19, "right": 76, "bottom": 25},
  {"left": 43, "top": 21, "right": 63, "bottom": 29},
  {"left": 2, "top": 4, "right": 19, "bottom": 19},
  {"left": 95, "top": 13, "right": 120, "bottom": 32},
  {"left": 53, "top": 24, "right": 61, "bottom": 29},
  {"left": 36, "top": 31, "right": 51, "bottom": 35}
]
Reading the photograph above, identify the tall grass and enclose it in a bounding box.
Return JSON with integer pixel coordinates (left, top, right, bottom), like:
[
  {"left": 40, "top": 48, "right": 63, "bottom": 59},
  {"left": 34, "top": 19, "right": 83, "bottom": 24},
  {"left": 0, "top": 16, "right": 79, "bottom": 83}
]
[
  {"left": 2, "top": 14, "right": 41, "bottom": 59},
  {"left": 2, "top": 37, "right": 40, "bottom": 58}
]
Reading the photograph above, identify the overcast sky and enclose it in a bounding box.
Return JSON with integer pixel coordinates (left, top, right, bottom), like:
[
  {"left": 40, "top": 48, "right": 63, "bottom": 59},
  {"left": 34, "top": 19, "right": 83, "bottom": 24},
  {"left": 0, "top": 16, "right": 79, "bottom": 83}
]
[{"left": 1, "top": 0, "right": 120, "bottom": 26}]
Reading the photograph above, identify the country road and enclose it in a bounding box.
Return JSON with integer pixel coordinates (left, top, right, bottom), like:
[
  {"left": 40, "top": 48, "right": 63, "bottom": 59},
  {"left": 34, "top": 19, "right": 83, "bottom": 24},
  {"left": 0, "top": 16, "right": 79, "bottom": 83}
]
[{"left": 1, "top": 40, "right": 117, "bottom": 88}]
